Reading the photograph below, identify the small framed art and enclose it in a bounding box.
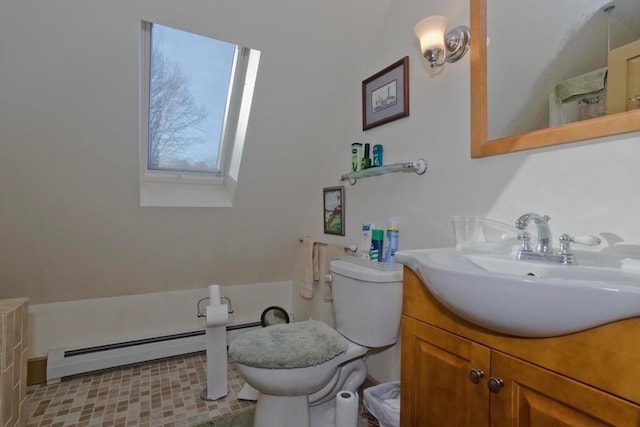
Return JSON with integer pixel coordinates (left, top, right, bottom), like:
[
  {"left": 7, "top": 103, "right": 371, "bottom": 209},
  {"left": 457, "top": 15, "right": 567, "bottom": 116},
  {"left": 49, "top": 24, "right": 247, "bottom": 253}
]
[
  {"left": 323, "top": 186, "right": 344, "bottom": 235},
  {"left": 362, "top": 56, "right": 409, "bottom": 130}
]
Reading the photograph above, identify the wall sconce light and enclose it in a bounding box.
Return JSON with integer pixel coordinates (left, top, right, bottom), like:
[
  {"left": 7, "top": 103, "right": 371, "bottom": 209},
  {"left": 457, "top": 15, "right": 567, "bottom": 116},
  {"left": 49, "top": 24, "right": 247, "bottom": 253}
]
[{"left": 414, "top": 16, "right": 470, "bottom": 68}]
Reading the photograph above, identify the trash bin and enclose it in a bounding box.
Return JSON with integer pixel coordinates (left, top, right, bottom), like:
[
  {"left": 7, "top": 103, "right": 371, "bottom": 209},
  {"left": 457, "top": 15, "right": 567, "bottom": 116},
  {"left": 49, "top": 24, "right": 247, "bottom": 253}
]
[{"left": 362, "top": 381, "right": 400, "bottom": 427}]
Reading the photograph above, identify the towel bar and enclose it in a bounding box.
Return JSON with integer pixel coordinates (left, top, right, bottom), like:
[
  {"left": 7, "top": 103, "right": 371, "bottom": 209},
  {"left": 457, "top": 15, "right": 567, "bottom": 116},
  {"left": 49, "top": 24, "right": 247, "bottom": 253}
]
[{"left": 298, "top": 239, "right": 357, "bottom": 253}]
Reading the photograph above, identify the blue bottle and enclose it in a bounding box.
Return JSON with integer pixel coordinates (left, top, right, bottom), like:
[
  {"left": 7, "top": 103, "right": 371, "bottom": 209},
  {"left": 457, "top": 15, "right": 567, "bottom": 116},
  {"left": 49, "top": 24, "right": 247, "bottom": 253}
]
[
  {"left": 372, "top": 144, "right": 383, "bottom": 167},
  {"left": 384, "top": 217, "right": 399, "bottom": 263},
  {"left": 370, "top": 229, "right": 384, "bottom": 262}
]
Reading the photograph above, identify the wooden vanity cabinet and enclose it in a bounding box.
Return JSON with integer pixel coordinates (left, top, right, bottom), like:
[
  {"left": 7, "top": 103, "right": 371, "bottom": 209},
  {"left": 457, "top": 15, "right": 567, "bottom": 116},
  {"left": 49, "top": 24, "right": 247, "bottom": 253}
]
[
  {"left": 400, "top": 267, "right": 640, "bottom": 427},
  {"left": 402, "top": 316, "right": 491, "bottom": 426}
]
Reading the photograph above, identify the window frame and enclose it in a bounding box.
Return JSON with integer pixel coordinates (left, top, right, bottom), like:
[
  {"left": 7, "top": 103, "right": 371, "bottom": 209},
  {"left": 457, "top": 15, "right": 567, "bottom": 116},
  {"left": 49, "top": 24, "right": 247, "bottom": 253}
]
[{"left": 139, "top": 21, "right": 258, "bottom": 207}]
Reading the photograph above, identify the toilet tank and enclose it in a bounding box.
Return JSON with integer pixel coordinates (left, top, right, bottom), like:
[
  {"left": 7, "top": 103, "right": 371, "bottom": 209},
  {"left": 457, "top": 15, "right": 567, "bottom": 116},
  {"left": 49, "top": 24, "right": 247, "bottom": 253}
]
[{"left": 329, "top": 259, "right": 403, "bottom": 348}]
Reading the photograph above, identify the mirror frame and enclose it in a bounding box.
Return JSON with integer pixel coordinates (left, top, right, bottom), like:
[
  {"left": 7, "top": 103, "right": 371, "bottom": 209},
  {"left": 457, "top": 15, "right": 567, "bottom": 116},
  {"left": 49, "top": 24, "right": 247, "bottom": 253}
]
[{"left": 470, "top": 0, "right": 640, "bottom": 158}]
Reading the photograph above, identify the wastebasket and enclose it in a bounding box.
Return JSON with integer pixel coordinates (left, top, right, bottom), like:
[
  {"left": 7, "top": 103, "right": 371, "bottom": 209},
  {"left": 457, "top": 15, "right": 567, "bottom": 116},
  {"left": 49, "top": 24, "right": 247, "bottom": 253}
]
[{"left": 362, "top": 381, "right": 400, "bottom": 427}]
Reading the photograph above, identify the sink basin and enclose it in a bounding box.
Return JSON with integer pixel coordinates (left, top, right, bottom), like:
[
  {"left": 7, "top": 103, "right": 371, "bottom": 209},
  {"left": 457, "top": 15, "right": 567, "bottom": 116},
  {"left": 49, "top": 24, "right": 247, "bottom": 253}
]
[{"left": 394, "top": 248, "right": 640, "bottom": 337}]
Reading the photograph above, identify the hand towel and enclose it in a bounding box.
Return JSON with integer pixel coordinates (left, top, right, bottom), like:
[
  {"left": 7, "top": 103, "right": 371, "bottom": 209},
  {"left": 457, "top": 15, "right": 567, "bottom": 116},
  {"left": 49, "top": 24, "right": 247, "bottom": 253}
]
[
  {"left": 300, "top": 237, "right": 316, "bottom": 299},
  {"left": 383, "top": 398, "right": 400, "bottom": 412},
  {"left": 548, "top": 90, "right": 580, "bottom": 126},
  {"left": 555, "top": 67, "right": 607, "bottom": 103},
  {"left": 313, "top": 242, "right": 320, "bottom": 281},
  {"left": 323, "top": 243, "right": 344, "bottom": 302}
]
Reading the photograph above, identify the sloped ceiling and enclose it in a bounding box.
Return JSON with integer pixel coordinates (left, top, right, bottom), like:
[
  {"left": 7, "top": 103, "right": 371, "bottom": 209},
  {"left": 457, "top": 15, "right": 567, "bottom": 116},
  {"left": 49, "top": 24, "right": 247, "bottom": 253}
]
[{"left": 0, "top": 0, "right": 392, "bottom": 302}]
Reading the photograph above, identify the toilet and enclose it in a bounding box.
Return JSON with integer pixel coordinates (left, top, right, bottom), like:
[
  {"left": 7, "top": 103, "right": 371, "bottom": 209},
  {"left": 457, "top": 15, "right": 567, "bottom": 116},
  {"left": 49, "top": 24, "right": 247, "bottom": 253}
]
[{"left": 229, "top": 259, "right": 403, "bottom": 427}]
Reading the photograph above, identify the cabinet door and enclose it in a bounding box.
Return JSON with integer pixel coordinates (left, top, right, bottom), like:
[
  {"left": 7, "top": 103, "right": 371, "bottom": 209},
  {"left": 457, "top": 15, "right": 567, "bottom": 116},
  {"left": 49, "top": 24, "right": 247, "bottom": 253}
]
[
  {"left": 401, "top": 316, "right": 491, "bottom": 427},
  {"left": 608, "top": 39, "right": 640, "bottom": 113},
  {"left": 490, "top": 351, "right": 640, "bottom": 427}
]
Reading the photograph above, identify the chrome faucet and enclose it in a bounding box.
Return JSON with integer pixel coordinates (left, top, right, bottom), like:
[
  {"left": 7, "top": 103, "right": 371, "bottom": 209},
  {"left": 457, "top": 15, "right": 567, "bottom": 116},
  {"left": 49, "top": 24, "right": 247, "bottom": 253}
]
[
  {"left": 514, "top": 213, "right": 601, "bottom": 265},
  {"left": 515, "top": 213, "right": 553, "bottom": 254}
]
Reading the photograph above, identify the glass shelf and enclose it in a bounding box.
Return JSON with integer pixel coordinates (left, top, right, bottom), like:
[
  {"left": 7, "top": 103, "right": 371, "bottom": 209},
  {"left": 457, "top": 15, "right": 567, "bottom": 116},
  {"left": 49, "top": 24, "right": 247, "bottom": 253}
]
[{"left": 340, "top": 159, "right": 427, "bottom": 184}]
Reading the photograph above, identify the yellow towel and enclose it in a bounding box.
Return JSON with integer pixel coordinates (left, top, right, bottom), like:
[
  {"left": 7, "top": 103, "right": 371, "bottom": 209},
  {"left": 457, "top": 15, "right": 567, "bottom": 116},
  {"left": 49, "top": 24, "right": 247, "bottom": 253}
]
[
  {"left": 300, "top": 237, "right": 316, "bottom": 299},
  {"left": 323, "top": 244, "right": 344, "bottom": 302}
]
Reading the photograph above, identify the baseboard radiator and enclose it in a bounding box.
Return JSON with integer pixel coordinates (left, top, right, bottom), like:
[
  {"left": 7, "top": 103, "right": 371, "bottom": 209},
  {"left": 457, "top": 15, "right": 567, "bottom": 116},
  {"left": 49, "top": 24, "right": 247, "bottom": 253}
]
[{"left": 46, "top": 322, "right": 262, "bottom": 384}]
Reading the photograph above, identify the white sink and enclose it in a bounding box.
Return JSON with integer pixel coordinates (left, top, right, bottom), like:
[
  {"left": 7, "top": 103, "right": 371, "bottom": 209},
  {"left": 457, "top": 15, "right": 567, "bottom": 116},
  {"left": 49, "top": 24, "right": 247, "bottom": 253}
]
[{"left": 394, "top": 248, "right": 640, "bottom": 337}]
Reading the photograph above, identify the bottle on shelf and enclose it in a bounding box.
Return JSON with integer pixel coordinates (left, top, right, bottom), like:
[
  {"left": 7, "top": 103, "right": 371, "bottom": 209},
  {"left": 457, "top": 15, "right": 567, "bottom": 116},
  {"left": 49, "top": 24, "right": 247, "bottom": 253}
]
[
  {"left": 373, "top": 144, "right": 383, "bottom": 167},
  {"left": 360, "top": 143, "right": 372, "bottom": 170},
  {"left": 351, "top": 143, "right": 363, "bottom": 172},
  {"left": 360, "top": 223, "right": 374, "bottom": 260}
]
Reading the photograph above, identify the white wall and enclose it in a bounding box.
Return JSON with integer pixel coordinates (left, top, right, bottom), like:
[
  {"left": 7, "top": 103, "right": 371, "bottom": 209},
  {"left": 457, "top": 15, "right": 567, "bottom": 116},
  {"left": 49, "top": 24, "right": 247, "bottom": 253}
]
[
  {"left": 29, "top": 281, "right": 292, "bottom": 357},
  {"left": 293, "top": 0, "right": 640, "bottom": 382},
  {"left": 298, "top": 0, "right": 639, "bottom": 261},
  {"left": 0, "top": 0, "right": 390, "bottom": 303}
]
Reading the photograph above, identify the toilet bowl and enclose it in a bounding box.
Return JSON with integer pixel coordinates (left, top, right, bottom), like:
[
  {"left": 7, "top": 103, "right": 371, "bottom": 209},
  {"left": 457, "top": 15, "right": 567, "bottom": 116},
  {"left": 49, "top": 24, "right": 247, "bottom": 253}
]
[
  {"left": 234, "top": 334, "right": 368, "bottom": 427},
  {"left": 236, "top": 338, "right": 367, "bottom": 397},
  {"left": 229, "top": 258, "right": 403, "bottom": 427}
]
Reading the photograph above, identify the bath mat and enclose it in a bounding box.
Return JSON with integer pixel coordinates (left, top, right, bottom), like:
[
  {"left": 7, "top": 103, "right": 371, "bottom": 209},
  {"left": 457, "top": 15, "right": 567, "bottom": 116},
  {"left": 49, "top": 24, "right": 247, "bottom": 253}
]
[{"left": 194, "top": 408, "right": 254, "bottom": 427}]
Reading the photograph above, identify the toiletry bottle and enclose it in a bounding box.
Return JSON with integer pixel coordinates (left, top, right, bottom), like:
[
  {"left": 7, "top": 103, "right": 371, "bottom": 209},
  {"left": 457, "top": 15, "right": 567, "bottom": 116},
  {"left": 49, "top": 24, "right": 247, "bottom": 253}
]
[
  {"left": 372, "top": 144, "right": 383, "bottom": 167},
  {"left": 360, "top": 223, "right": 373, "bottom": 260},
  {"left": 360, "top": 143, "right": 372, "bottom": 170},
  {"left": 384, "top": 217, "right": 399, "bottom": 263},
  {"left": 351, "top": 143, "right": 363, "bottom": 172},
  {"left": 370, "top": 229, "right": 384, "bottom": 262}
]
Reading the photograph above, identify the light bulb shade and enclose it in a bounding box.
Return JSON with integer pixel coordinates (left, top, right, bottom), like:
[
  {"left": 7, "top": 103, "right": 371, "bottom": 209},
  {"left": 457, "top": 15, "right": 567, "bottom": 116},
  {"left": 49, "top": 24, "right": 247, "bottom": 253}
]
[{"left": 414, "top": 16, "right": 447, "bottom": 54}]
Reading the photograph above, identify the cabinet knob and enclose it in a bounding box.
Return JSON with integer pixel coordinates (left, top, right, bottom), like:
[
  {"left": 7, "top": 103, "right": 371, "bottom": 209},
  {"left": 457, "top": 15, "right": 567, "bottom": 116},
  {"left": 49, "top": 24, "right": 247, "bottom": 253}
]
[
  {"left": 469, "top": 368, "right": 484, "bottom": 384},
  {"left": 487, "top": 376, "right": 504, "bottom": 393}
]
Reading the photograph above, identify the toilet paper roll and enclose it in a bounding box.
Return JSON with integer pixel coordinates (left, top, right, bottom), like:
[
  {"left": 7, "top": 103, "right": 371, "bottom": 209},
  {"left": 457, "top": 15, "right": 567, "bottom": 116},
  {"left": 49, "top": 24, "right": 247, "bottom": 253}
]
[
  {"left": 335, "top": 390, "right": 358, "bottom": 427},
  {"left": 205, "top": 312, "right": 228, "bottom": 400},
  {"left": 206, "top": 304, "right": 229, "bottom": 327},
  {"left": 208, "top": 284, "right": 221, "bottom": 305}
]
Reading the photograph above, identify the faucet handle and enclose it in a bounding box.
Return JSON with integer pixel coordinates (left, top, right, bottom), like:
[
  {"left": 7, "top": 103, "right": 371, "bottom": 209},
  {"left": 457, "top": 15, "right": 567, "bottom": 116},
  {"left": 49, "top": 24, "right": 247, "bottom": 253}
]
[
  {"left": 558, "top": 234, "right": 601, "bottom": 254},
  {"left": 500, "top": 233, "right": 520, "bottom": 243},
  {"left": 572, "top": 235, "right": 601, "bottom": 246},
  {"left": 517, "top": 232, "right": 532, "bottom": 252}
]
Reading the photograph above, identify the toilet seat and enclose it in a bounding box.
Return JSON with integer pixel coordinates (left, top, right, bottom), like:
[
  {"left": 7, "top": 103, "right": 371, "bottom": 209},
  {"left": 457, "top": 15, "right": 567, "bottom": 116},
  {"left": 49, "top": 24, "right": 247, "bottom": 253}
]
[
  {"left": 229, "top": 319, "right": 348, "bottom": 369},
  {"left": 231, "top": 321, "right": 367, "bottom": 397},
  {"left": 235, "top": 337, "right": 367, "bottom": 396}
]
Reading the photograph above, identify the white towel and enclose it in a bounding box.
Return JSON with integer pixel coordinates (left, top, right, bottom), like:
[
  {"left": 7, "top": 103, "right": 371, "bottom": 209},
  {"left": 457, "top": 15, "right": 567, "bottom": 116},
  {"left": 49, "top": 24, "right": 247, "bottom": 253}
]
[
  {"left": 549, "top": 90, "right": 583, "bottom": 126},
  {"left": 383, "top": 398, "right": 400, "bottom": 412},
  {"left": 313, "top": 243, "right": 320, "bottom": 281},
  {"left": 300, "top": 237, "right": 316, "bottom": 299}
]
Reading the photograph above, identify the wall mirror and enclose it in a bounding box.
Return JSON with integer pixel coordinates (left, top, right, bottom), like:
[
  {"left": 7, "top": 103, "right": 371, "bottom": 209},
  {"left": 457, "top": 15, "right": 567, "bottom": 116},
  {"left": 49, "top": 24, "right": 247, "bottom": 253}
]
[{"left": 471, "top": 0, "right": 640, "bottom": 158}]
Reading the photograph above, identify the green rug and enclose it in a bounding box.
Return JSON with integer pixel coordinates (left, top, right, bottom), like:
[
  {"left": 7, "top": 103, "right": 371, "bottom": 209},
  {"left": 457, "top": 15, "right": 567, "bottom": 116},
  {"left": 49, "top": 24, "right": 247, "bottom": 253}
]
[{"left": 194, "top": 408, "right": 255, "bottom": 427}]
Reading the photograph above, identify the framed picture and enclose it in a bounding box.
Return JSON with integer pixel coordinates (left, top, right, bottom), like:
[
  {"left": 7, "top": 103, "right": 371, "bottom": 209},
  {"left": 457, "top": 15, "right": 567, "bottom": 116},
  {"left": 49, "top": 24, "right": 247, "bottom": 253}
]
[
  {"left": 323, "top": 186, "right": 345, "bottom": 236},
  {"left": 362, "top": 56, "right": 409, "bottom": 131}
]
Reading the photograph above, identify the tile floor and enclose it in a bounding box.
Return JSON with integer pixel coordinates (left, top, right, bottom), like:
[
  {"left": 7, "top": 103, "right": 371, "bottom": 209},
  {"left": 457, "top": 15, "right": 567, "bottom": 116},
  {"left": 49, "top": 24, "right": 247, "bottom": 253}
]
[
  {"left": 26, "top": 352, "right": 254, "bottom": 427},
  {"left": 26, "top": 352, "right": 371, "bottom": 427}
]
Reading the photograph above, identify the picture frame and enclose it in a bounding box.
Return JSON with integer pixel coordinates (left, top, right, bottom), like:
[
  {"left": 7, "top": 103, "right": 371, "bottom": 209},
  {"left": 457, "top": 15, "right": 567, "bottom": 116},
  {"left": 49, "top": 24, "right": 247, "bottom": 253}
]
[
  {"left": 323, "top": 186, "right": 345, "bottom": 236},
  {"left": 362, "top": 56, "right": 409, "bottom": 131}
]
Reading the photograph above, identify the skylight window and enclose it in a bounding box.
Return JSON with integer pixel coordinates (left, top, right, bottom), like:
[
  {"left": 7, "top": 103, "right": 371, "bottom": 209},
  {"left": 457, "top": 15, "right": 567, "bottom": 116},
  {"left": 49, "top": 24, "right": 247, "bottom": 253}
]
[
  {"left": 139, "top": 21, "right": 260, "bottom": 207},
  {"left": 148, "top": 23, "right": 234, "bottom": 175}
]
